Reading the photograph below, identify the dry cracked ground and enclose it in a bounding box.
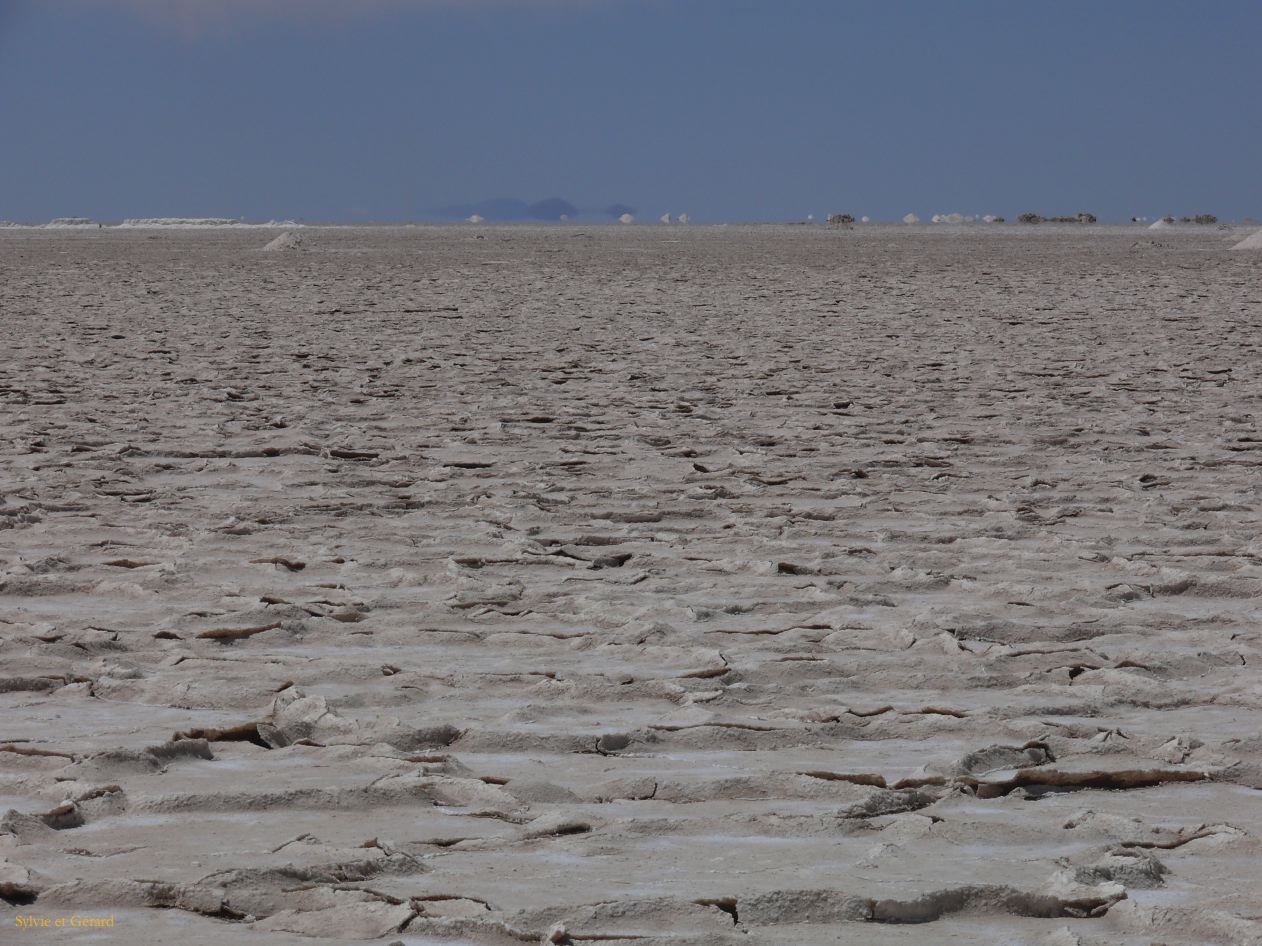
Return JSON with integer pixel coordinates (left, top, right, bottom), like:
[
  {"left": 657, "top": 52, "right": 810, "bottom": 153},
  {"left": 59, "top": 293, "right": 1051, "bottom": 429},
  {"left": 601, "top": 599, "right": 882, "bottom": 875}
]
[{"left": 2, "top": 224, "right": 1262, "bottom": 946}]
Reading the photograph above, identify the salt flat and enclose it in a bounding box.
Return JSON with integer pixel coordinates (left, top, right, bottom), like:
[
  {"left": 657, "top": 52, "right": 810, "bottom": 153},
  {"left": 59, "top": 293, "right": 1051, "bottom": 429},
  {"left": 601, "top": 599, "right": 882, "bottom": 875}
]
[{"left": 2, "top": 224, "right": 1261, "bottom": 945}]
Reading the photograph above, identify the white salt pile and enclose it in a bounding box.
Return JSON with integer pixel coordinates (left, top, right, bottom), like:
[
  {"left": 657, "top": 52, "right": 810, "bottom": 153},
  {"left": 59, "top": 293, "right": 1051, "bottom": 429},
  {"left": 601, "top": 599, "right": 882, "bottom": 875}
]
[
  {"left": 903, "top": 213, "right": 920, "bottom": 224},
  {"left": 1231, "top": 229, "right": 1262, "bottom": 250},
  {"left": 467, "top": 214, "right": 484, "bottom": 224},
  {"left": 46, "top": 217, "right": 97, "bottom": 228},
  {"left": 678, "top": 213, "right": 690, "bottom": 224},
  {"left": 1148, "top": 219, "right": 1172, "bottom": 229},
  {"left": 660, "top": 213, "right": 672, "bottom": 224},
  {"left": 619, "top": 213, "right": 634, "bottom": 224},
  {"left": 262, "top": 231, "right": 304, "bottom": 252}
]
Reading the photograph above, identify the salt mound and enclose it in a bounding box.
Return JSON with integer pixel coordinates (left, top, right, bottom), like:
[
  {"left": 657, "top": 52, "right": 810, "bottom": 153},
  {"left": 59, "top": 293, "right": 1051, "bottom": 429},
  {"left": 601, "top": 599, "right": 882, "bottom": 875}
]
[
  {"left": 1148, "top": 219, "right": 1172, "bottom": 230},
  {"left": 46, "top": 217, "right": 97, "bottom": 228},
  {"left": 467, "top": 214, "right": 484, "bottom": 224},
  {"left": 678, "top": 213, "right": 690, "bottom": 224},
  {"left": 1231, "top": 229, "right": 1262, "bottom": 251},
  {"left": 903, "top": 213, "right": 920, "bottom": 225},
  {"left": 619, "top": 213, "right": 634, "bottom": 225},
  {"left": 262, "top": 231, "right": 304, "bottom": 252}
]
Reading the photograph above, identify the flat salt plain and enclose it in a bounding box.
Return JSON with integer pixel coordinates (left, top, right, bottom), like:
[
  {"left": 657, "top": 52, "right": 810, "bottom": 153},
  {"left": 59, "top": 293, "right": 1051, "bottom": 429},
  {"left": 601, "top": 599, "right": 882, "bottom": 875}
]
[{"left": 2, "top": 223, "right": 1261, "bottom": 945}]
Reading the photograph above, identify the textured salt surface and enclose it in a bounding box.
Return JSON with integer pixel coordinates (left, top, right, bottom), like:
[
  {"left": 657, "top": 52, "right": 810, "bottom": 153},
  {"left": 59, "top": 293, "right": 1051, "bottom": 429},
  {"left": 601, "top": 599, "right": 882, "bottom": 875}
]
[{"left": 1, "top": 225, "right": 1261, "bottom": 945}]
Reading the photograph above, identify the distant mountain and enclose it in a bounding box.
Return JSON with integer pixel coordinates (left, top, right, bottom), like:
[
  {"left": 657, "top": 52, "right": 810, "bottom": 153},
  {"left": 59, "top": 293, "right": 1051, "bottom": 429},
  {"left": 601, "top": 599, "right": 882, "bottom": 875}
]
[
  {"left": 433, "top": 197, "right": 531, "bottom": 221},
  {"left": 431, "top": 197, "right": 632, "bottom": 222},
  {"left": 527, "top": 198, "right": 578, "bottom": 221}
]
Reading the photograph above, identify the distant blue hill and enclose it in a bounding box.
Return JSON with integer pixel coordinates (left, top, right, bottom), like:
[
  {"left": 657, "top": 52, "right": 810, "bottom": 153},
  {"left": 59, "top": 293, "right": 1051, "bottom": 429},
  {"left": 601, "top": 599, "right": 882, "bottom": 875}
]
[{"left": 431, "top": 197, "right": 635, "bottom": 222}]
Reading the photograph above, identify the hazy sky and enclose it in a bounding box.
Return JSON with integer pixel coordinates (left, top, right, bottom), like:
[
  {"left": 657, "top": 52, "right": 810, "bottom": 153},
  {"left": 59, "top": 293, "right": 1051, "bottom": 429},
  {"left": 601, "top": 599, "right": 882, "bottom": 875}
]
[{"left": 2, "top": 0, "right": 1260, "bottom": 223}]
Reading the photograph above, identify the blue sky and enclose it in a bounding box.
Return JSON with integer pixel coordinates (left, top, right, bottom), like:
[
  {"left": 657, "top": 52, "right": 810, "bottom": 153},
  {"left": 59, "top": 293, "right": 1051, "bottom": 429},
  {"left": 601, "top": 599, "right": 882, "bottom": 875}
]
[{"left": 1, "top": 0, "right": 1259, "bottom": 223}]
